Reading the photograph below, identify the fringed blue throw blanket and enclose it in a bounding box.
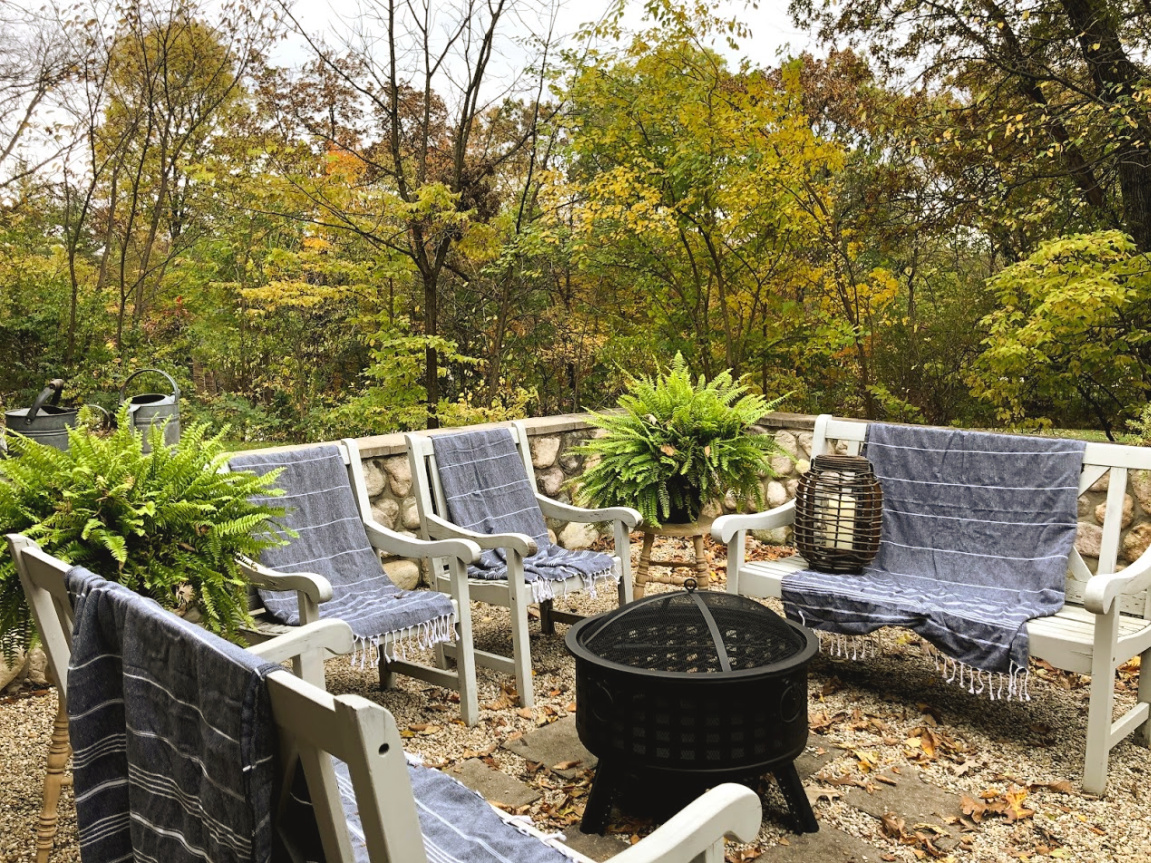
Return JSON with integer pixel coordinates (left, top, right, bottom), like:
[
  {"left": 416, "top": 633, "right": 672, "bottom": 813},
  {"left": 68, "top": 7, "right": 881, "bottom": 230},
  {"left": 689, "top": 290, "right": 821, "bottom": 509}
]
[
  {"left": 65, "top": 567, "right": 278, "bottom": 863},
  {"left": 432, "top": 429, "right": 617, "bottom": 603},
  {"left": 231, "top": 446, "right": 456, "bottom": 664},
  {"left": 782, "top": 423, "right": 1085, "bottom": 700}
]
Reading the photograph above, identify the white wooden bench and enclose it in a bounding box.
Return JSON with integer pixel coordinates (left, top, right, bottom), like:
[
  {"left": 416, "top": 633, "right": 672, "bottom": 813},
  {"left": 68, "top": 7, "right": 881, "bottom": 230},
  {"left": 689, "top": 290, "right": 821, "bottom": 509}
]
[{"left": 712, "top": 414, "right": 1151, "bottom": 796}]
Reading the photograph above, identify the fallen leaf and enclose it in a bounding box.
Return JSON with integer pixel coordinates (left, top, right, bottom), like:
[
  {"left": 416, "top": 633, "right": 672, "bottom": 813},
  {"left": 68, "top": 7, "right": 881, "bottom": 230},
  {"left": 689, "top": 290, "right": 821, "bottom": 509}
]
[
  {"left": 1003, "top": 787, "right": 1034, "bottom": 822},
  {"left": 805, "top": 786, "right": 842, "bottom": 805},
  {"left": 960, "top": 795, "right": 987, "bottom": 823},
  {"left": 880, "top": 812, "right": 907, "bottom": 840},
  {"left": 1028, "top": 780, "right": 1073, "bottom": 795},
  {"left": 552, "top": 760, "right": 583, "bottom": 771}
]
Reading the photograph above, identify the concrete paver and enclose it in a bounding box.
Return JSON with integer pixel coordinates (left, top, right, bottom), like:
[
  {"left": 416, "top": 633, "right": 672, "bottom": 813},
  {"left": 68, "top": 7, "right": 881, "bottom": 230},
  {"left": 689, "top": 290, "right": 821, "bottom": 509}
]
[
  {"left": 447, "top": 758, "right": 542, "bottom": 808},
  {"left": 502, "top": 715, "right": 598, "bottom": 779}
]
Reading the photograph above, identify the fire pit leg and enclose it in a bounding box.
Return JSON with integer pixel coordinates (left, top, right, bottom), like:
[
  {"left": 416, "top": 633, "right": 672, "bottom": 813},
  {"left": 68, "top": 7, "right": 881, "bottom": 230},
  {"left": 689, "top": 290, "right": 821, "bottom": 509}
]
[
  {"left": 772, "top": 763, "right": 819, "bottom": 834},
  {"left": 580, "top": 761, "right": 619, "bottom": 834}
]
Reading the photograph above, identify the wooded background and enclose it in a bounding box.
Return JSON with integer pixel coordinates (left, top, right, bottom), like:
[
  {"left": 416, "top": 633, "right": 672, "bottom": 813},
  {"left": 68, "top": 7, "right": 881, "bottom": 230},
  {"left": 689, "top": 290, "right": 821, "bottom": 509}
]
[{"left": 1, "top": 0, "right": 1148, "bottom": 441}]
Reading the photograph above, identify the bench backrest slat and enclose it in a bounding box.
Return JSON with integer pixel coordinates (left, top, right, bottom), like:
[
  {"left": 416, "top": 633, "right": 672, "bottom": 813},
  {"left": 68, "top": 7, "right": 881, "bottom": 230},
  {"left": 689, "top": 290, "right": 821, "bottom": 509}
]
[{"left": 808, "top": 415, "right": 1151, "bottom": 621}]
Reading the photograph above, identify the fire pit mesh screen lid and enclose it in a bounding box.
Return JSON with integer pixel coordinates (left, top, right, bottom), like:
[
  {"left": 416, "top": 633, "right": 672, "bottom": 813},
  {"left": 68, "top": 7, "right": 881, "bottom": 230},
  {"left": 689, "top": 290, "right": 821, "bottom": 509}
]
[{"left": 579, "top": 590, "right": 806, "bottom": 673}]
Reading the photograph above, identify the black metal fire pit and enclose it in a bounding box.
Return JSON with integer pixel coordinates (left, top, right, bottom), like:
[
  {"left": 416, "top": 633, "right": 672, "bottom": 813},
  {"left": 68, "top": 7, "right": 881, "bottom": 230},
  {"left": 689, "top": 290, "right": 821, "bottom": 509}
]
[{"left": 565, "top": 581, "right": 819, "bottom": 834}]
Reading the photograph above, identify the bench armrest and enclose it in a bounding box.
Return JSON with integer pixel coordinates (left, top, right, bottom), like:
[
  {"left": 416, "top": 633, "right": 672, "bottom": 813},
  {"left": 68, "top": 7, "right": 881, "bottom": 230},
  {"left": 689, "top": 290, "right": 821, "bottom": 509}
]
[
  {"left": 535, "top": 496, "right": 642, "bottom": 529},
  {"left": 1084, "top": 549, "right": 1151, "bottom": 614},
  {"left": 607, "top": 783, "right": 761, "bottom": 863},
  {"left": 246, "top": 619, "right": 355, "bottom": 665},
  {"left": 424, "top": 512, "right": 538, "bottom": 557},
  {"left": 711, "top": 500, "right": 796, "bottom": 544},
  {"left": 363, "top": 520, "right": 481, "bottom": 565},
  {"left": 239, "top": 558, "right": 333, "bottom": 605}
]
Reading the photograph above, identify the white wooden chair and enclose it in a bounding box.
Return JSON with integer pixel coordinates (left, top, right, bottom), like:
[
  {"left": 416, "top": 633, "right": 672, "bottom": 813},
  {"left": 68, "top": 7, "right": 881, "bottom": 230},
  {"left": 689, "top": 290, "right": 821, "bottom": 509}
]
[
  {"left": 9, "top": 534, "right": 763, "bottom": 863},
  {"left": 712, "top": 414, "right": 1151, "bottom": 795},
  {"left": 406, "top": 421, "right": 640, "bottom": 707},
  {"left": 227, "top": 438, "right": 485, "bottom": 726}
]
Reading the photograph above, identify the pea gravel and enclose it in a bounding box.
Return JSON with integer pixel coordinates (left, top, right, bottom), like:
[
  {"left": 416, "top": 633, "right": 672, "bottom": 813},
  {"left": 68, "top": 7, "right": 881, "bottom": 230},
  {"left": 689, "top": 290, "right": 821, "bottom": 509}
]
[{"left": 4, "top": 537, "right": 1151, "bottom": 862}]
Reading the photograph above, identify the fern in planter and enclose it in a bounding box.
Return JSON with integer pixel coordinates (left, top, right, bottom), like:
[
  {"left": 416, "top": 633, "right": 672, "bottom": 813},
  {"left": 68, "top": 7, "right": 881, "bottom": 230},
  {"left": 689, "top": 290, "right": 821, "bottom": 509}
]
[
  {"left": 572, "top": 355, "right": 788, "bottom": 527},
  {"left": 0, "top": 407, "right": 289, "bottom": 660}
]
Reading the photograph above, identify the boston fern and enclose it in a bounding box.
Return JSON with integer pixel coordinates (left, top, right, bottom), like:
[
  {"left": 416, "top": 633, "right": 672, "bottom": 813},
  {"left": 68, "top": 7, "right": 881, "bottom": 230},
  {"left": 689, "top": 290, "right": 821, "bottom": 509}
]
[
  {"left": 573, "top": 355, "right": 787, "bottom": 528},
  {"left": 0, "top": 408, "right": 289, "bottom": 659}
]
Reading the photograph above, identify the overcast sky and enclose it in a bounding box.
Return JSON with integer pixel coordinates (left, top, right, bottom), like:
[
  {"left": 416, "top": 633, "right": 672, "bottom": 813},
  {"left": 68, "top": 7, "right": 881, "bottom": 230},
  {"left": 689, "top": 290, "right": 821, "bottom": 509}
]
[{"left": 273, "top": 0, "right": 816, "bottom": 75}]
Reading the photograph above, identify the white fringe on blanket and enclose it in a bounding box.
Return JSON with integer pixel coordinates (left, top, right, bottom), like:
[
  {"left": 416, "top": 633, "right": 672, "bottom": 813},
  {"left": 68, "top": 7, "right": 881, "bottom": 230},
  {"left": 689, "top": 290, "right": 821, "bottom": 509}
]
[
  {"left": 527, "top": 566, "right": 619, "bottom": 604},
  {"left": 351, "top": 612, "right": 457, "bottom": 668},
  {"left": 922, "top": 643, "right": 1032, "bottom": 702},
  {"left": 815, "top": 630, "right": 882, "bottom": 661},
  {"left": 813, "top": 630, "right": 1033, "bottom": 702}
]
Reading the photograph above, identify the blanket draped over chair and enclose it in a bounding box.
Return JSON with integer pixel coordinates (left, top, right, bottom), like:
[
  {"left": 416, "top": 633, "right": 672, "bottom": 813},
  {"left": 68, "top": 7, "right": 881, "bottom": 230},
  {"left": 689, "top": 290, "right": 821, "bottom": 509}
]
[
  {"left": 782, "top": 423, "right": 1085, "bottom": 700},
  {"left": 431, "top": 429, "right": 617, "bottom": 602},
  {"left": 231, "top": 446, "right": 456, "bottom": 663},
  {"left": 310, "top": 757, "right": 575, "bottom": 863},
  {"left": 65, "top": 566, "right": 278, "bottom": 863}
]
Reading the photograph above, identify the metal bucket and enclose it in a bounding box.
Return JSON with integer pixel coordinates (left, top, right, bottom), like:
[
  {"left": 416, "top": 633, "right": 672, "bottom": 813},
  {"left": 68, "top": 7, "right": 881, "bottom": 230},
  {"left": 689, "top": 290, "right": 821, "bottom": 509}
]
[
  {"left": 119, "top": 369, "right": 180, "bottom": 452},
  {"left": 4, "top": 380, "right": 79, "bottom": 451}
]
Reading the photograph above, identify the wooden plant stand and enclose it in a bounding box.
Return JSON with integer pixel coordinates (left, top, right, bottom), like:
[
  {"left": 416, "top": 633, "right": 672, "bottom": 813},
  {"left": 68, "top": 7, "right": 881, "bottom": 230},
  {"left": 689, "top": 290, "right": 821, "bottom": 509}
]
[{"left": 634, "top": 518, "right": 714, "bottom": 598}]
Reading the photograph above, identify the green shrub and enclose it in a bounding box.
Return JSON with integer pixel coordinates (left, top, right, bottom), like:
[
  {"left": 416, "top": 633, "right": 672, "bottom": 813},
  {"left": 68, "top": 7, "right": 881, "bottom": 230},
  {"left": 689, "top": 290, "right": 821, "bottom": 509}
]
[
  {"left": 0, "top": 407, "right": 289, "bottom": 660},
  {"left": 572, "top": 354, "right": 787, "bottom": 527}
]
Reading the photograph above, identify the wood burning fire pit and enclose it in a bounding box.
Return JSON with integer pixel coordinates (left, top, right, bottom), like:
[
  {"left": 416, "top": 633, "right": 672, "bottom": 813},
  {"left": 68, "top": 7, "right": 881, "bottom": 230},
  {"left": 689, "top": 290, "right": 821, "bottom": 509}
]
[{"left": 565, "top": 581, "right": 819, "bottom": 834}]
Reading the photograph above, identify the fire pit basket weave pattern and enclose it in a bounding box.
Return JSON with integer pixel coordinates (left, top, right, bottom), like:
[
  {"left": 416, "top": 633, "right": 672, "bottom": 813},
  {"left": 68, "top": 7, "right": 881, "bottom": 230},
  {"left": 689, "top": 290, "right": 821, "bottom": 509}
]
[{"left": 567, "top": 588, "right": 819, "bottom": 834}]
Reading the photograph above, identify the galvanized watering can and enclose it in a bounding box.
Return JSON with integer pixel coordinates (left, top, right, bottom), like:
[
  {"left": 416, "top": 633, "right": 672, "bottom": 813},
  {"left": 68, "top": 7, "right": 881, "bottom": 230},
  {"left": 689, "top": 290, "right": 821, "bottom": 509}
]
[
  {"left": 119, "top": 368, "right": 180, "bottom": 452},
  {"left": 3, "top": 380, "right": 102, "bottom": 451}
]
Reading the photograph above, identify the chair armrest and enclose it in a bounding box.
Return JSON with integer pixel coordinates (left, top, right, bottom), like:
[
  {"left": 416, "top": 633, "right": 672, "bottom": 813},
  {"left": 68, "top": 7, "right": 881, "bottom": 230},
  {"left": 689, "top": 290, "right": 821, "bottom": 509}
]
[
  {"left": 246, "top": 619, "right": 355, "bottom": 664},
  {"left": 239, "top": 558, "right": 333, "bottom": 605},
  {"left": 363, "top": 520, "right": 481, "bottom": 565},
  {"left": 424, "top": 513, "right": 538, "bottom": 557},
  {"left": 536, "top": 496, "right": 641, "bottom": 529},
  {"left": 607, "top": 783, "right": 762, "bottom": 863},
  {"left": 1084, "top": 549, "right": 1151, "bottom": 614},
  {"left": 711, "top": 500, "right": 796, "bottom": 544}
]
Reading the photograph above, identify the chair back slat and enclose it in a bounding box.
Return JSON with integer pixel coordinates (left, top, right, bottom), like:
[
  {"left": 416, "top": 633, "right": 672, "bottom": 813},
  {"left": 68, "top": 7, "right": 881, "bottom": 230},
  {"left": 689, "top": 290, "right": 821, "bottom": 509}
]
[{"left": 7, "top": 535, "right": 74, "bottom": 697}]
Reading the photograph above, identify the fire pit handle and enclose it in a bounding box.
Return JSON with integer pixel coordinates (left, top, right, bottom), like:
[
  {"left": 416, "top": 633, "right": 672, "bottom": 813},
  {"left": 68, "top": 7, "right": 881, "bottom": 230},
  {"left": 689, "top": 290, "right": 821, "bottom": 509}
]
[{"left": 683, "top": 577, "right": 698, "bottom": 593}]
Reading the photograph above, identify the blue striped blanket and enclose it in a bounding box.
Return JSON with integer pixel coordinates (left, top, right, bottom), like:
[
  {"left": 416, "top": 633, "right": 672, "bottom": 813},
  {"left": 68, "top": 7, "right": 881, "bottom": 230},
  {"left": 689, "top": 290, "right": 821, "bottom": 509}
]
[
  {"left": 432, "top": 429, "right": 617, "bottom": 602},
  {"left": 782, "top": 423, "right": 1085, "bottom": 698},
  {"left": 231, "top": 446, "right": 456, "bottom": 663},
  {"left": 65, "top": 566, "right": 278, "bottom": 863}
]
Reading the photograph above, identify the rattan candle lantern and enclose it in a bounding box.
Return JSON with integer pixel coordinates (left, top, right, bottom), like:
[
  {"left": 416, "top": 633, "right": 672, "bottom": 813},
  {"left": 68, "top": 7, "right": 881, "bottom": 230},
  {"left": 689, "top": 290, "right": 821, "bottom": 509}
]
[{"left": 793, "top": 454, "right": 883, "bottom": 573}]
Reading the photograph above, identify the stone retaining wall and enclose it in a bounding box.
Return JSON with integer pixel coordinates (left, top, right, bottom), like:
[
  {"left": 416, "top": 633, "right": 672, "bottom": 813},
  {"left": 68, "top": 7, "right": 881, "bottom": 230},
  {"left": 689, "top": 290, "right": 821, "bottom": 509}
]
[
  {"left": 353, "top": 414, "right": 819, "bottom": 588},
  {"left": 354, "top": 412, "right": 1151, "bottom": 586}
]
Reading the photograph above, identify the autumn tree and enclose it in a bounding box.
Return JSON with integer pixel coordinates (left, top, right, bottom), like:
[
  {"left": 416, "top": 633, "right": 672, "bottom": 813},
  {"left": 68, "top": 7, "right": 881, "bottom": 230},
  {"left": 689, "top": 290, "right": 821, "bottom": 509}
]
[
  {"left": 970, "top": 230, "right": 1151, "bottom": 436},
  {"left": 792, "top": 0, "right": 1151, "bottom": 252},
  {"left": 266, "top": 0, "right": 561, "bottom": 426},
  {"left": 0, "top": 1, "right": 78, "bottom": 189}
]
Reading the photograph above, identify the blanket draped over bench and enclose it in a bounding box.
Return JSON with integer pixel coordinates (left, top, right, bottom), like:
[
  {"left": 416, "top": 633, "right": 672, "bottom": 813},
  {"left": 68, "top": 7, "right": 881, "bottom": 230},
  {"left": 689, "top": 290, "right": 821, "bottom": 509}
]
[
  {"left": 231, "top": 446, "right": 457, "bottom": 664},
  {"left": 432, "top": 429, "right": 617, "bottom": 603},
  {"left": 782, "top": 423, "right": 1085, "bottom": 699}
]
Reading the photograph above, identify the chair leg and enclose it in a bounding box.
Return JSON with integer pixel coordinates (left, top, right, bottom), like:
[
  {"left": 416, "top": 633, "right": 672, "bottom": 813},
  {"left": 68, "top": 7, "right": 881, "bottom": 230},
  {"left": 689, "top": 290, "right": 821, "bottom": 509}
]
[
  {"left": 294, "top": 650, "right": 326, "bottom": 690},
  {"left": 379, "top": 661, "right": 395, "bottom": 691},
  {"left": 508, "top": 574, "right": 534, "bottom": 708},
  {"left": 1083, "top": 613, "right": 1120, "bottom": 795},
  {"left": 37, "top": 697, "right": 71, "bottom": 863},
  {"left": 1137, "top": 646, "right": 1151, "bottom": 747},
  {"left": 540, "top": 599, "right": 555, "bottom": 635}
]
